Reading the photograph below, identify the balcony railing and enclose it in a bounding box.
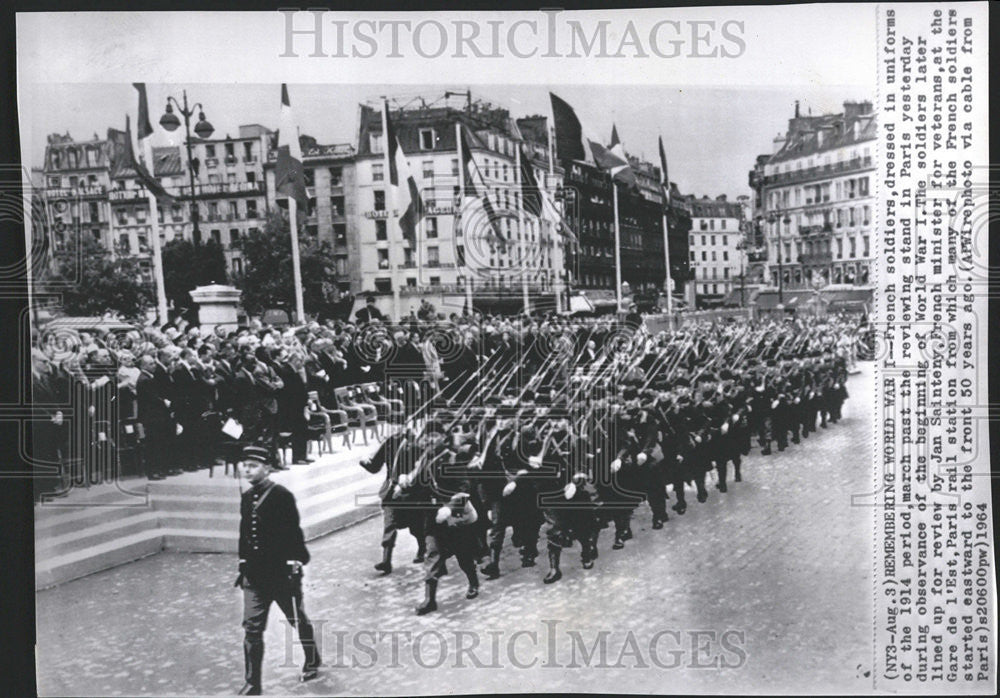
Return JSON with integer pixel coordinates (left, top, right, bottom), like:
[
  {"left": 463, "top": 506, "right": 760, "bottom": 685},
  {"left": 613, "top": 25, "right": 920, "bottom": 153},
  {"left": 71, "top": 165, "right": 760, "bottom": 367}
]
[
  {"left": 799, "top": 251, "right": 834, "bottom": 265},
  {"left": 762, "top": 156, "right": 873, "bottom": 186}
]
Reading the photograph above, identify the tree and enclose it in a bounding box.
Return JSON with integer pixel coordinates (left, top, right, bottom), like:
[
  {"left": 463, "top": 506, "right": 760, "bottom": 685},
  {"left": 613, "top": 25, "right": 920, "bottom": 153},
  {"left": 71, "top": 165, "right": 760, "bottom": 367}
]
[
  {"left": 162, "top": 238, "right": 228, "bottom": 311},
  {"left": 233, "top": 211, "right": 339, "bottom": 320},
  {"left": 39, "top": 235, "right": 153, "bottom": 322}
]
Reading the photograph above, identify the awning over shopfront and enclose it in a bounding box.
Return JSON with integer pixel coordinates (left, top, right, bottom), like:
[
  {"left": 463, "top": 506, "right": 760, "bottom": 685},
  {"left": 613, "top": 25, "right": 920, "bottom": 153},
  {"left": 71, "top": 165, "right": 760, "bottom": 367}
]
[{"left": 754, "top": 286, "right": 872, "bottom": 311}]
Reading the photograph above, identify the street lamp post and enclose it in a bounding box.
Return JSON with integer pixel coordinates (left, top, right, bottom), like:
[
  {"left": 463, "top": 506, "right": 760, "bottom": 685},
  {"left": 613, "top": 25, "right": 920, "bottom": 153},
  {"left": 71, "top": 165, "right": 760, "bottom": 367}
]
[{"left": 158, "top": 90, "right": 215, "bottom": 245}]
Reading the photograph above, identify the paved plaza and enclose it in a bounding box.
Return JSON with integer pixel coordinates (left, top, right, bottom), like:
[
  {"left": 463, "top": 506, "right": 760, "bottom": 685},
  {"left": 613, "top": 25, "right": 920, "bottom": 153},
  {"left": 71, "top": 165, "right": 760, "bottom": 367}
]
[{"left": 37, "top": 365, "right": 875, "bottom": 696}]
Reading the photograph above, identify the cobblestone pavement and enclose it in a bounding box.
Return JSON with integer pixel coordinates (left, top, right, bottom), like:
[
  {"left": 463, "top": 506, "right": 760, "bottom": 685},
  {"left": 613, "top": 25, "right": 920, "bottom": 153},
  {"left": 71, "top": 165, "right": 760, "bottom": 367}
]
[{"left": 37, "top": 365, "right": 875, "bottom": 696}]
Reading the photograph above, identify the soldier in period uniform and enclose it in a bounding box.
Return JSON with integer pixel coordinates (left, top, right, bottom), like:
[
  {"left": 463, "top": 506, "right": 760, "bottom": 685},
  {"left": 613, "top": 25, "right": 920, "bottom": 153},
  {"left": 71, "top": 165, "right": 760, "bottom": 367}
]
[{"left": 235, "top": 446, "right": 321, "bottom": 695}]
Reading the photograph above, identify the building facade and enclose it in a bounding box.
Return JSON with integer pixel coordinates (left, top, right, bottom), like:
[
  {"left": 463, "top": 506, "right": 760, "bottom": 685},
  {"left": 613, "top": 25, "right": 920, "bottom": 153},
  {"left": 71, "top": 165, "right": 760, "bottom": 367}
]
[
  {"left": 752, "top": 100, "right": 876, "bottom": 290},
  {"left": 264, "top": 138, "right": 358, "bottom": 296},
  {"left": 687, "top": 195, "right": 744, "bottom": 306},
  {"left": 354, "top": 96, "right": 563, "bottom": 316}
]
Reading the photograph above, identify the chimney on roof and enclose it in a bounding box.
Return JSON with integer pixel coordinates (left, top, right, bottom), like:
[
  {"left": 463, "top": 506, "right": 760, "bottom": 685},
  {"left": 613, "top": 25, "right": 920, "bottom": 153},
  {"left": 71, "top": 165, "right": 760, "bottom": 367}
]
[
  {"left": 794, "top": 100, "right": 800, "bottom": 118},
  {"left": 772, "top": 132, "right": 786, "bottom": 154}
]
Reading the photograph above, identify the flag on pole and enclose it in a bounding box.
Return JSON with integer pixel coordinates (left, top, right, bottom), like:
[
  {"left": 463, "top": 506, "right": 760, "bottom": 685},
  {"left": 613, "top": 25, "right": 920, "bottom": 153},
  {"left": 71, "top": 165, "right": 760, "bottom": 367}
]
[
  {"left": 518, "top": 144, "right": 542, "bottom": 216},
  {"left": 658, "top": 135, "right": 671, "bottom": 202},
  {"left": 121, "top": 84, "right": 173, "bottom": 204},
  {"left": 275, "top": 84, "right": 309, "bottom": 212},
  {"left": 549, "top": 93, "right": 590, "bottom": 163},
  {"left": 458, "top": 124, "right": 505, "bottom": 247},
  {"left": 384, "top": 99, "right": 423, "bottom": 244},
  {"left": 594, "top": 123, "right": 635, "bottom": 186}
]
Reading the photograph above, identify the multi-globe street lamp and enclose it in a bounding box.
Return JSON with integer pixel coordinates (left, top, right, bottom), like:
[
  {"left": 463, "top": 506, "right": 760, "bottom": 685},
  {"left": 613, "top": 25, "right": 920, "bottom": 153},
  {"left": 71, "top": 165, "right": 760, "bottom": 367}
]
[{"left": 159, "top": 90, "right": 214, "bottom": 244}]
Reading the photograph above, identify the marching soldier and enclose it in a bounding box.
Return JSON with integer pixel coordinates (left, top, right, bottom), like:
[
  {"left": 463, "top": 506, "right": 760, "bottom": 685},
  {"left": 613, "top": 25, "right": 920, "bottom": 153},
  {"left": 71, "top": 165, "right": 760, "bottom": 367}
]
[
  {"left": 539, "top": 418, "right": 600, "bottom": 584},
  {"left": 235, "top": 446, "right": 321, "bottom": 695},
  {"left": 362, "top": 426, "right": 427, "bottom": 575}
]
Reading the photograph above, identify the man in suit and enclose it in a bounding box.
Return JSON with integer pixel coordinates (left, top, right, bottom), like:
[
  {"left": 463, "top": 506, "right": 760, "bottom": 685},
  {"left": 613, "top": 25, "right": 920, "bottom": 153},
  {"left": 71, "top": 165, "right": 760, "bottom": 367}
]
[
  {"left": 354, "top": 295, "right": 387, "bottom": 326},
  {"left": 136, "top": 355, "right": 173, "bottom": 480},
  {"left": 235, "top": 446, "right": 321, "bottom": 695}
]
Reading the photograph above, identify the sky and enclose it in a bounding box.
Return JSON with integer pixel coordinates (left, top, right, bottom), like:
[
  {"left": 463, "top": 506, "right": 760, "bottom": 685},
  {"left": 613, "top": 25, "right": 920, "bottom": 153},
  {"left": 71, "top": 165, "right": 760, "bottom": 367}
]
[{"left": 21, "top": 82, "right": 870, "bottom": 199}]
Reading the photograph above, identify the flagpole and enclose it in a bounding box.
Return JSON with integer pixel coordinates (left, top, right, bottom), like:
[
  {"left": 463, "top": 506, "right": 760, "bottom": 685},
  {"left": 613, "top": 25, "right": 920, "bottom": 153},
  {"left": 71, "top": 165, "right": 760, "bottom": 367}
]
[
  {"left": 288, "top": 196, "right": 305, "bottom": 323},
  {"left": 548, "top": 124, "right": 564, "bottom": 313},
  {"left": 612, "top": 177, "right": 623, "bottom": 313},
  {"left": 140, "top": 138, "right": 169, "bottom": 325},
  {"left": 661, "top": 204, "right": 674, "bottom": 317},
  {"left": 658, "top": 136, "right": 674, "bottom": 318},
  {"left": 456, "top": 122, "right": 473, "bottom": 314},
  {"left": 515, "top": 144, "right": 529, "bottom": 315},
  {"left": 380, "top": 98, "right": 401, "bottom": 322}
]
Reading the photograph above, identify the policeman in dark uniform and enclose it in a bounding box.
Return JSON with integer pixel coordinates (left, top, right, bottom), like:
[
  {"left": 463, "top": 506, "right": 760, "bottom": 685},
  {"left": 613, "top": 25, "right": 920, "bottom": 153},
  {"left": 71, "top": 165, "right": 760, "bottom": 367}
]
[{"left": 235, "top": 446, "right": 321, "bottom": 695}]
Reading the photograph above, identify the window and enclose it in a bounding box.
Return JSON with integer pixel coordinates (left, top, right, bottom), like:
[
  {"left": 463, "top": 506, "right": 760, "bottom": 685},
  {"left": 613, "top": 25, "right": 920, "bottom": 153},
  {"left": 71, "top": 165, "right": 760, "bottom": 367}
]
[
  {"left": 710, "top": 220, "right": 715, "bottom": 231},
  {"left": 211, "top": 229, "right": 221, "bottom": 245},
  {"left": 711, "top": 251, "right": 717, "bottom": 261},
  {"left": 246, "top": 201, "right": 258, "bottom": 219},
  {"left": 724, "top": 268, "right": 729, "bottom": 279},
  {"left": 374, "top": 190, "right": 385, "bottom": 211},
  {"left": 422, "top": 160, "right": 434, "bottom": 179},
  {"left": 721, "top": 219, "right": 727, "bottom": 230},
  {"left": 862, "top": 205, "right": 870, "bottom": 225},
  {"left": 690, "top": 250, "right": 696, "bottom": 261},
  {"left": 425, "top": 217, "right": 438, "bottom": 238},
  {"left": 370, "top": 133, "right": 384, "bottom": 154},
  {"left": 375, "top": 220, "right": 387, "bottom": 241},
  {"left": 429, "top": 276, "right": 440, "bottom": 286},
  {"left": 863, "top": 236, "right": 870, "bottom": 257},
  {"left": 701, "top": 235, "right": 706, "bottom": 246},
  {"left": 328, "top": 167, "right": 343, "bottom": 186},
  {"left": 836, "top": 237, "right": 843, "bottom": 259},
  {"left": 849, "top": 207, "right": 856, "bottom": 226},
  {"left": 419, "top": 128, "right": 436, "bottom": 150},
  {"left": 377, "top": 249, "right": 389, "bottom": 269},
  {"left": 333, "top": 224, "right": 346, "bottom": 245},
  {"left": 456, "top": 245, "right": 465, "bottom": 266},
  {"left": 375, "top": 278, "right": 392, "bottom": 293},
  {"left": 723, "top": 251, "right": 729, "bottom": 261},
  {"left": 713, "top": 284, "right": 718, "bottom": 294},
  {"left": 243, "top": 142, "right": 254, "bottom": 161},
  {"left": 118, "top": 234, "right": 131, "bottom": 253},
  {"left": 700, "top": 220, "right": 708, "bottom": 231},
  {"left": 48, "top": 177, "right": 59, "bottom": 188},
  {"left": 228, "top": 201, "right": 239, "bottom": 219},
  {"left": 451, "top": 159, "right": 459, "bottom": 177},
  {"left": 206, "top": 145, "right": 216, "bottom": 158},
  {"left": 330, "top": 196, "right": 345, "bottom": 217},
  {"left": 247, "top": 171, "right": 256, "bottom": 184},
  {"left": 372, "top": 163, "right": 384, "bottom": 182},
  {"left": 228, "top": 228, "right": 238, "bottom": 246},
  {"left": 859, "top": 177, "right": 869, "bottom": 196},
  {"left": 711, "top": 235, "right": 716, "bottom": 246},
  {"left": 701, "top": 251, "right": 707, "bottom": 261},
  {"left": 233, "top": 258, "right": 243, "bottom": 275},
  {"left": 136, "top": 208, "right": 147, "bottom": 223},
  {"left": 406, "top": 277, "right": 417, "bottom": 287},
  {"left": 849, "top": 237, "right": 857, "bottom": 257},
  {"left": 88, "top": 202, "right": 99, "bottom": 223},
  {"left": 426, "top": 246, "right": 440, "bottom": 267}
]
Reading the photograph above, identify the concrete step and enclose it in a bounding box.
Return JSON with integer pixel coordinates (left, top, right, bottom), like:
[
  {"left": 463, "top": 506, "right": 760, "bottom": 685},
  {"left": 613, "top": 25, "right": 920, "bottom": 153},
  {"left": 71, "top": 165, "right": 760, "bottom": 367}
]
[
  {"left": 36, "top": 500, "right": 157, "bottom": 539},
  {"left": 34, "top": 437, "right": 391, "bottom": 587},
  {"left": 35, "top": 529, "right": 164, "bottom": 590},
  {"left": 37, "top": 511, "right": 161, "bottom": 559}
]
